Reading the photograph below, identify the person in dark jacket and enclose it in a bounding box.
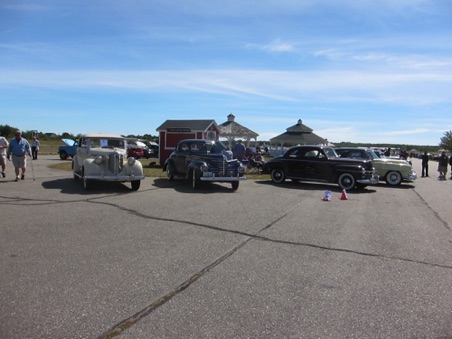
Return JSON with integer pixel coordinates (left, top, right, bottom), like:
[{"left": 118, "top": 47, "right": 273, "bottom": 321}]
[
  {"left": 437, "top": 151, "right": 448, "bottom": 180},
  {"left": 421, "top": 151, "right": 429, "bottom": 177},
  {"left": 449, "top": 155, "right": 452, "bottom": 180}
]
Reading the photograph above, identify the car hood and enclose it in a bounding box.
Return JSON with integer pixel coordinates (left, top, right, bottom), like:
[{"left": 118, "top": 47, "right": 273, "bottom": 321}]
[
  {"left": 374, "top": 158, "right": 411, "bottom": 166},
  {"left": 61, "top": 138, "right": 76, "bottom": 146}
]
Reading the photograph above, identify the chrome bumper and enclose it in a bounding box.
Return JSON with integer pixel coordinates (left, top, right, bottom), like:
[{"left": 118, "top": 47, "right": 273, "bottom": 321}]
[
  {"left": 83, "top": 174, "right": 144, "bottom": 181},
  {"left": 357, "top": 174, "right": 379, "bottom": 185},
  {"left": 403, "top": 170, "right": 417, "bottom": 182},
  {"left": 200, "top": 176, "right": 246, "bottom": 182}
]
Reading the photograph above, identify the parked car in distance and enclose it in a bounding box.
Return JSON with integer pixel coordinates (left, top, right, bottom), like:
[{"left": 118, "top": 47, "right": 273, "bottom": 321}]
[
  {"left": 261, "top": 145, "right": 378, "bottom": 190},
  {"left": 334, "top": 147, "right": 417, "bottom": 186},
  {"left": 58, "top": 138, "right": 77, "bottom": 160},
  {"left": 126, "top": 140, "right": 145, "bottom": 159},
  {"left": 143, "top": 140, "right": 159, "bottom": 158},
  {"left": 72, "top": 134, "right": 144, "bottom": 190},
  {"left": 163, "top": 139, "right": 246, "bottom": 190}
]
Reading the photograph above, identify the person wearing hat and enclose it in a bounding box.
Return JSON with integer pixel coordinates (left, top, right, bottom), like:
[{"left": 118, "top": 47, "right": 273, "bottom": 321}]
[
  {"left": 0, "top": 131, "right": 9, "bottom": 178},
  {"left": 6, "top": 130, "right": 32, "bottom": 181}
]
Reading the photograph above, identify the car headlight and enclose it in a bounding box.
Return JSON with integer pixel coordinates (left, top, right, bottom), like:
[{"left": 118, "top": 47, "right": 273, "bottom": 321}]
[
  {"left": 128, "top": 157, "right": 136, "bottom": 166},
  {"left": 238, "top": 166, "right": 245, "bottom": 174},
  {"left": 200, "top": 164, "right": 209, "bottom": 172},
  {"left": 95, "top": 156, "right": 103, "bottom": 165}
]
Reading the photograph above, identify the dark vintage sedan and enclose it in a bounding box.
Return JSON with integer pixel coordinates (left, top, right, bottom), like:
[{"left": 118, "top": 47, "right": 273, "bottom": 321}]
[
  {"left": 163, "top": 139, "right": 246, "bottom": 190},
  {"left": 261, "top": 145, "right": 378, "bottom": 190}
]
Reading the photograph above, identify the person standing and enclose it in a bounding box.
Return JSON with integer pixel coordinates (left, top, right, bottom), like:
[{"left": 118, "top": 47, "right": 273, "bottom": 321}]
[
  {"left": 437, "top": 151, "right": 448, "bottom": 180},
  {"left": 421, "top": 151, "right": 429, "bottom": 177},
  {"left": 449, "top": 155, "right": 452, "bottom": 180},
  {"left": 6, "top": 130, "right": 32, "bottom": 182},
  {"left": 0, "top": 131, "right": 9, "bottom": 178},
  {"left": 232, "top": 139, "right": 246, "bottom": 162},
  {"left": 31, "top": 136, "right": 40, "bottom": 160}
]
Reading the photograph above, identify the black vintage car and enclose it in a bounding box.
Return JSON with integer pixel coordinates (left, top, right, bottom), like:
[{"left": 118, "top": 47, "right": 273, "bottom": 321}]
[
  {"left": 261, "top": 145, "right": 378, "bottom": 190},
  {"left": 163, "top": 139, "right": 246, "bottom": 190}
]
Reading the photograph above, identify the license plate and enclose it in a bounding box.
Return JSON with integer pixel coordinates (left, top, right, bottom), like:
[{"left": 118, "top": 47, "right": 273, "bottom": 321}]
[{"left": 203, "top": 172, "right": 213, "bottom": 177}]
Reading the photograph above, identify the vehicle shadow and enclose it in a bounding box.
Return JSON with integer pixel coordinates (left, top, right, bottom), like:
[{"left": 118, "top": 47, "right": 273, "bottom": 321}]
[
  {"left": 42, "top": 178, "right": 134, "bottom": 194},
  {"left": 153, "top": 178, "right": 239, "bottom": 194},
  {"left": 373, "top": 183, "right": 416, "bottom": 189},
  {"left": 254, "top": 179, "right": 378, "bottom": 194}
]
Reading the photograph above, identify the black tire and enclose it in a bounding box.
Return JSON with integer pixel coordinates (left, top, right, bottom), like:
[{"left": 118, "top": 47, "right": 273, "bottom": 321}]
[
  {"left": 131, "top": 180, "right": 141, "bottom": 191},
  {"left": 166, "top": 166, "right": 174, "bottom": 180},
  {"left": 60, "top": 151, "right": 68, "bottom": 160},
  {"left": 385, "top": 171, "right": 402, "bottom": 186},
  {"left": 231, "top": 181, "right": 239, "bottom": 190},
  {"left": 191, "top": 169, "right": 201, "bottom": 189},
  {"left": 271, "top": 169, "right": 286, "bottom": 184},
  {"left": 338, "top": 173, "right": 355, "bottom": 190}
]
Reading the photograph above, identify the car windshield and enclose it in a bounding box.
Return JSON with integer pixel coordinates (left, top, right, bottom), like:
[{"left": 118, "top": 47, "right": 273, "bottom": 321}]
[
  {"left": 324, "top": 148, "right": 339, "bottom": 158},
  {"left": 366, "top": 149, "right": 380, "bottom": 160},
  {"left": 210, "top": 141, "right": 229, "bottom": 153},
  {"left": 89, "top": 138, "right": 125, "bottom": 149}
]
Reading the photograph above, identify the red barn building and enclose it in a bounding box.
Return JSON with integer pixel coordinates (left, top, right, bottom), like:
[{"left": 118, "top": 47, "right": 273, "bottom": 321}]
[{"left": 156, "top": 119, "right": 220, "bottom": 164}]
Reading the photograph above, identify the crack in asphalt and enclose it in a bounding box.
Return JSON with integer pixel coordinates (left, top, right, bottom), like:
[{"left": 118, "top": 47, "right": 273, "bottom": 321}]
[
  {"left": 2, "top": 189, "right": 451, "bottom": 338},
  {"left": 93, "top": 198, "right": 452, "bottom": 337},
  {"left": 412, "top": 189, "right": 451, "bottom": 231}
]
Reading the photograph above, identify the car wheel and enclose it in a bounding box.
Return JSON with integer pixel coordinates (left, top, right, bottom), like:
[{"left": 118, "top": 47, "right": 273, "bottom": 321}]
[
  {"left": 338, "top": 173, "right": 355, "bottom": 190},
  {"left": 82, "top": 167, "right": 90, "bottom": 190},
  {"left": 385, "top": 171, "right": 402, "bottom": 186},
  {"left": 231, "top": 181, "right": 239, "bottom": 190},
  {"left": 166, "top": 166, "right": 174, "bottom": 180},
  {"left": 131, "top": 180, "right": 141, "bottom": 191},
  {"left": 60, "top": 151, "right": 68, "bottom": 160},
  {"left": 191, "top": 169, "right": 201, "bottom": 189},
  {"left": 271, "top": 169, "right": 286, "bottom": 184}
]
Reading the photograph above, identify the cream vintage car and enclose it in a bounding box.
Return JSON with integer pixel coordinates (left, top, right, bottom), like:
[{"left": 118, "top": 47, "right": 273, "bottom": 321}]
[
  {"left": 72, "top": 133, "right": 144, "bottom": 190},
  {"left": 334, "top": 147, "right": 417, "bottom": 186}
]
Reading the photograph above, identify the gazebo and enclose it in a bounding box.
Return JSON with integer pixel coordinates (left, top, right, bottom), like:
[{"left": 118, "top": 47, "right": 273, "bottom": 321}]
[
  {"left": 270, "top": 119, "right": 328, "bottom": 148},
  {"left": 218, "top": 114, "right": 259, "bottom": 147}
]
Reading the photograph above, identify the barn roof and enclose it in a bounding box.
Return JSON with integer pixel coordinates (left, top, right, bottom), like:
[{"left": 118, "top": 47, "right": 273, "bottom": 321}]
[{"left": 156, "top": 119, "right": 218, "bottom": 132}]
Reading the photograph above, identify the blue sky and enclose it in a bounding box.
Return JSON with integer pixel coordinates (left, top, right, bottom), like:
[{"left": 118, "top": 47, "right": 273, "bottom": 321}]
[{"left": 1, "top": 0, "right": 451, "bottom": 145}]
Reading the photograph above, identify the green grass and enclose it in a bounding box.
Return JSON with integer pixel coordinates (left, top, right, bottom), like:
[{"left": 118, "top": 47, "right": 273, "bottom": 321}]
[{"left": 48, "top": 158, "right": 269, "bottom": 180}]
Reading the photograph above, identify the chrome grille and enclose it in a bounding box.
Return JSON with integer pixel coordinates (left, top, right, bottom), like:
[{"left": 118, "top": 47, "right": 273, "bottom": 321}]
[{"left": 108, "top": 153, "right": 124, "bottom": 174}]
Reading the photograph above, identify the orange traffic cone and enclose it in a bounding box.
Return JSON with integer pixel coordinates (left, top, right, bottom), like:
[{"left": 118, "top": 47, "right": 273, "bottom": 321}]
[{"left": 340, "top": 189, "right": 348, "bottom": 200}]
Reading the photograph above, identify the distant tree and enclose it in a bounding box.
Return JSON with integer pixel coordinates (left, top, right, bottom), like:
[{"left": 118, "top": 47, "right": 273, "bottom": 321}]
[
  {"left": 62, "top": 132, "right": 74, "bottom": 139},
  {"left": 0, "top": 124, "right": 17, "bottom": 137},
  {"left": 439, "top": 130, "right": 452, "bottom": 152}
]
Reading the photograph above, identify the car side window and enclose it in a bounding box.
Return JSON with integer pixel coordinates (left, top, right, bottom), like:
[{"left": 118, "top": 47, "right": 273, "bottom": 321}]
[
  {"left": 80, "top": 138, "right": 87, "bottom": 147},
  {"left": 179, "top": 143, "right": 189, "bottom": 153},
  {"left": 305, "top": 150, "right": 319, "bottom": 158}
]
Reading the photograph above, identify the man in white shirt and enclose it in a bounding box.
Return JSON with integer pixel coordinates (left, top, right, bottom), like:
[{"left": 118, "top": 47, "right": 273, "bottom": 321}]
[{"left": 0, "top": 131, "right": 9, "bottom": 177}]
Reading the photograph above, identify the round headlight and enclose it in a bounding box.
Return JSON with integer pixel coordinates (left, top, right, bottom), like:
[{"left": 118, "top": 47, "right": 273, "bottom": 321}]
[
  {"left": 95, "top": 156, "right": 103, "bottom": 165},
  {"left": 200, "top": 164, "right": 209, "bottom": 172},
  {"left": 238, "top": 166, "right": 245, "bottom": 174},
  {"left": 128, "top": 157, "right": 136, "bottom": 166}
]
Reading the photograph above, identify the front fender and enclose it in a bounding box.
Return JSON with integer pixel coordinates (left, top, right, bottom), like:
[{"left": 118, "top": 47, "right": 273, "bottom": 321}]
[
  {"left": 188, "top": 160, "right": 207, "bottom": 171},
  {"left": 125, "top": 161, "right": 144, "bottom": 176},
  {"left": 83, "top": 158, "right": 100, "bottom": 176},
  {"left": 163, "top": 158, "right": 173, "bottom": 172}
]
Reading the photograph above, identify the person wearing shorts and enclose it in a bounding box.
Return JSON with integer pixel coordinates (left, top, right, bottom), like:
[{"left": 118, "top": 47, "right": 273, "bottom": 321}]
[
  {"left": 0, "top": 131, "right": 8, "bottom": 177},
  {"left": 6, "top": 130, "right": 32, "bottom": 182}
]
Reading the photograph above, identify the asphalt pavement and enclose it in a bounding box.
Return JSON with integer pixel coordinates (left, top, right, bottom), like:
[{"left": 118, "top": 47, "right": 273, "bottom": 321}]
[{"left": 0, "top": 155, "right": 451, "bottom": 338}]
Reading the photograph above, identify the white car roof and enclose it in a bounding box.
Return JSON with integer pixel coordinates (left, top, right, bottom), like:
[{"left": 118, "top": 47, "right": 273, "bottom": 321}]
[{"left": 81, "top": 133, "right": 125, "bottom": 139}]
